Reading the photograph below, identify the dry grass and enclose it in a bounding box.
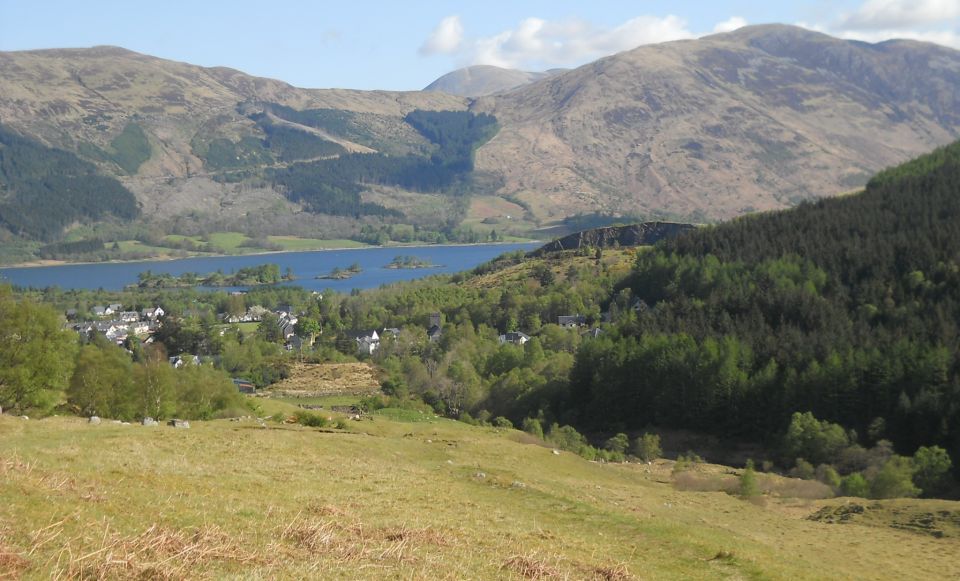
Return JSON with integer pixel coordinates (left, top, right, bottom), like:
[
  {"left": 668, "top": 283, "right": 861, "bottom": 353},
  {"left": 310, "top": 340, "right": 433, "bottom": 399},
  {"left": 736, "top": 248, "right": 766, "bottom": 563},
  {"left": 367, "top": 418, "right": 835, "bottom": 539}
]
[
  {"left": 501, "top": 551, "right": 561, "bottom": 579},
  {"left": 265, "top": 363, "right": 381, "bottom": 397},
  {"left": 672, "top": 471, "right": 737, "bottom": 494},
  {"left": 589, "top": 563, "right": 634, "bottom": 580},
  {"left": 43, "top": 522, "right": 263, "bottom": 580},
  {"left": 278, "top": 512, "right": 456, "bottom": 568}
]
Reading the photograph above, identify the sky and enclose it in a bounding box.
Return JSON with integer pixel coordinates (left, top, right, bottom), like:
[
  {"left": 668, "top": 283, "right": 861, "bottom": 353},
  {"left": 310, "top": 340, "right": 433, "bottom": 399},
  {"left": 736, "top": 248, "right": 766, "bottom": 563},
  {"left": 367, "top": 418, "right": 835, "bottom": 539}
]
[{"left": 0, "top": 0, "right": 958, "bottom": 90}]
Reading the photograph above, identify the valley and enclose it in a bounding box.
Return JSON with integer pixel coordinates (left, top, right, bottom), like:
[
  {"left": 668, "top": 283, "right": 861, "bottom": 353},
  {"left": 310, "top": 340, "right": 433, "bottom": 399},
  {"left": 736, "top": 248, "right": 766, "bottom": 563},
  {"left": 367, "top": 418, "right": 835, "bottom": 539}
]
[{"left": 2, "top": 12, "right": 960, "bottom": 579}]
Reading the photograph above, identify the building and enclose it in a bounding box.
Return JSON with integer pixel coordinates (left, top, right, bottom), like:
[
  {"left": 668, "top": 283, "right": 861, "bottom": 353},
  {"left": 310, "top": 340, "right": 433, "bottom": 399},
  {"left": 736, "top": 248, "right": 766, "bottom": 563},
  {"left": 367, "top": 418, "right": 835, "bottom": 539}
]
[
  {"left": 355, "top": 330, "right": 380, "bottom": 355},
  {"left": 498, "top": 331, "right": 531, "bottom": 345},
  {"left": 232, "top": 378, "right": 256, "bottom": 394},
  {"left": 169, "top": 355, "right": 200, "bottom": 368},
  {"left": 557, "top": 314, "right": 586, "bottom": 328},
  {"left": 141, "top": 306, "right": 165, "bottom": 321},
  {"left": 277, "top": 314, "right": 298, "bottom": 340},
  {"left": 427, "top": 312, "right": 443, "bottom": 342}
]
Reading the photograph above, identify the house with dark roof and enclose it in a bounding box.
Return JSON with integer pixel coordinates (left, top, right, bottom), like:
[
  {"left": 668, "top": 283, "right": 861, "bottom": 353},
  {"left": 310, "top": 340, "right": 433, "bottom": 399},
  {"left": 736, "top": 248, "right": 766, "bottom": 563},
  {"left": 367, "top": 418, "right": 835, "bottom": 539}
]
[{"left": 557, "top": 314, "right": 586, "bottom": 328}]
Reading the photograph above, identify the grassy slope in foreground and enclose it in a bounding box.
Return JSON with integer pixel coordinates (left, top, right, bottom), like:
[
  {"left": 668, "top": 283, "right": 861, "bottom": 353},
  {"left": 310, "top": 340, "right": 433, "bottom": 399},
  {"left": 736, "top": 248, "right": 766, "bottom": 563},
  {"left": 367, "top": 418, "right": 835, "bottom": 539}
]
[{"left": 1, "top": 414, "right": 958, "bottom": 579}]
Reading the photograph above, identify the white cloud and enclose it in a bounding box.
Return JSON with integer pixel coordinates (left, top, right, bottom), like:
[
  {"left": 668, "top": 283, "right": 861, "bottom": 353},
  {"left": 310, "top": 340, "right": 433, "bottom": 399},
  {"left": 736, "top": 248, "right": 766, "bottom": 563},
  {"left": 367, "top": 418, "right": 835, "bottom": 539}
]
[
  {"left": 832, "top": 27, "right": 960, "bottom": 49},
  {"left": 797, "top": 0, "right": 960, "bottom": 51},
  {"left": 419, "top": 15, "right": 464, "bottom": 56},
  {"left": 713, "top": 17, "right": 748, "bottom": 34},
  {"left": 840, "top": 0, "right": 960, "bottom": 30},
  {"left": 422, "top": 15, "right": 697, "bottom": 70}
]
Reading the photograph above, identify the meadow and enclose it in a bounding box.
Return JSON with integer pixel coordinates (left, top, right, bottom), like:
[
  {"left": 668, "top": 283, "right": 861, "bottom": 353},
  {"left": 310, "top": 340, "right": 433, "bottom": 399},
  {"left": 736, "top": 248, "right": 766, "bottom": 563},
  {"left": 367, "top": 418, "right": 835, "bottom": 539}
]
[{"left": 0, "top": 402, "right": 958, "bottom": 579}]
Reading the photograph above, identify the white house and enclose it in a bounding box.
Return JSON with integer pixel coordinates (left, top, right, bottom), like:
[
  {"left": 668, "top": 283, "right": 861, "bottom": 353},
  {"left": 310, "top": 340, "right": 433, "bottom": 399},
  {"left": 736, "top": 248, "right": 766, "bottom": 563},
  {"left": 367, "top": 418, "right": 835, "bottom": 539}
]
[
  {"left": 355, "top": 330, "right": 380, "bottom": 355},
  {"left": 498, "top": 331, "right": 531, "bottom": 345}
]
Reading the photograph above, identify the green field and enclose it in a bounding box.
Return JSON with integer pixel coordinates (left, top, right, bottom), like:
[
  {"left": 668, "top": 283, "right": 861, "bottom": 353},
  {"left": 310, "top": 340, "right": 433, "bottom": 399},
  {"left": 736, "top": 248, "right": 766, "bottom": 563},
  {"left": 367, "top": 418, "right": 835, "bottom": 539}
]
[
  {"left": 1, "top": 410, "right": 957, "bottom": 579},
  {"left": 266, "top": 236, "right": 368, "bottom": 251}
]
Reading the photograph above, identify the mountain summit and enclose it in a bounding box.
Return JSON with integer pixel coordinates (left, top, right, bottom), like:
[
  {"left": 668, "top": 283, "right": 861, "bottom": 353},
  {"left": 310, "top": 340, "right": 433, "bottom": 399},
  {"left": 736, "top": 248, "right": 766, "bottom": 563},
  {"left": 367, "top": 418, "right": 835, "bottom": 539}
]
[
  {"left": 0, "top": 24, "right": 958, "bottom": 244},
  {"left": 472, "top": 24, "right": 960, "bottom": 221},
  {"left": 424, "top": 65, "right": 561, "bottom": 97}
]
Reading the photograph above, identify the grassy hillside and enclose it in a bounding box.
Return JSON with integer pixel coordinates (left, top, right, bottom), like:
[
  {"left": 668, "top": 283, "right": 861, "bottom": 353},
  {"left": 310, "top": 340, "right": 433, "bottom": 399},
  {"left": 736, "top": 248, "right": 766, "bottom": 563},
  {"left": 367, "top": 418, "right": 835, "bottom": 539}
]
[{"left": 1, "top": 412, "right": 958, "bottom": 579}]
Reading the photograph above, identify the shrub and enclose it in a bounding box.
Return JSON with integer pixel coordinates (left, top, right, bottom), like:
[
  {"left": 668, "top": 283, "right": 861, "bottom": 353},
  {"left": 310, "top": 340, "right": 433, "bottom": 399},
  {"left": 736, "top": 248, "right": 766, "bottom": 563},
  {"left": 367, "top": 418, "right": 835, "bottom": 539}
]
[
  {"left": 492, "top": 416, "right": 514, "bottom": 429},
  {"left": 840, "top": 473, "right": 870, "bottom": 497},
  {"left": 521, "top": 417, "right": 544, "bottom": 439},
  {"left": 790, "top": 458, "right": 816, "bottom": 480},
  {"left": 673, "top": 451, "right": 703, "bottom": 474},
  {"left": 739, "top": 460, "right": 760, "bottom": 499},
  {"left": 294, "top": 411, "right": 328, "bottom": 428},
  {"left": 816, "top": 464, "right": 842, "bottom": 490},
  {"left": 604, "top": 433, "right": 630, "bottom": 455},
  {"left": 870, "top": 456, "right": 920, "bottom": 499},
  {"left": 912, "top": 445, "right": 953, "bottom": 496},
  {"left": 782, "top": 412, "right": 849, "bottom": 466},
  {"left": 633, "top": 433, "right": 662, "bottom": 462}
]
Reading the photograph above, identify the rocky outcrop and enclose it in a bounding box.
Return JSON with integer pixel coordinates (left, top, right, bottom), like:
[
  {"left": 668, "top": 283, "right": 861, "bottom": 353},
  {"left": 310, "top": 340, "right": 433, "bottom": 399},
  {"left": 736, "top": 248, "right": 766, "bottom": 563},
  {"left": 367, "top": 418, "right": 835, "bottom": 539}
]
[{"left": 530, "top": 222, "right": 695, "bottom": 256}]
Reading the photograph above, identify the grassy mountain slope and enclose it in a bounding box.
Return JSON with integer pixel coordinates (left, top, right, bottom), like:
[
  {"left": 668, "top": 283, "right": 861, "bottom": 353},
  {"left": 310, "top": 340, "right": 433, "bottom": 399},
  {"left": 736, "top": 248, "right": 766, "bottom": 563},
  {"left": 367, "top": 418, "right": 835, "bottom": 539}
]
[
  {"left": 0, "top": 46, "right": 466, "bottom": 226},
  {"left": 1, "top": 413, "right": 958, "bottom": 578},
  {"left": 474, "top": 24, "right": 960, "bottom": 222},
  {"left": 423, "top": 65, "right": 559, "bottom": 97},
  {"left": 3, "top": 24, "right": 960, "bottom": 245}
]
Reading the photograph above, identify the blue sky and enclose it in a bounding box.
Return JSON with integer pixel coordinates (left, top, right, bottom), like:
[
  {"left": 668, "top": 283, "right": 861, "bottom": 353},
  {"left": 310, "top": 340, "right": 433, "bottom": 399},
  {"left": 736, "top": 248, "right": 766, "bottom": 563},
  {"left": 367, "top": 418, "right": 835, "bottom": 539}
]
[{"left": 1, "top": 1, "right": 957, "bottom": 90}]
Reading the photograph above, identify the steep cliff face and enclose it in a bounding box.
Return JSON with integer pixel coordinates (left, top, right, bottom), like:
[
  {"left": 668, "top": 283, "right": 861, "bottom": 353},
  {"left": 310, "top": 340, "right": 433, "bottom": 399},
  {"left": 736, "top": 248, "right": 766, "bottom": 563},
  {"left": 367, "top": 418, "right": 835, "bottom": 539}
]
[{"left": 530, "top": 222, "right": 695, "bottom": 256}]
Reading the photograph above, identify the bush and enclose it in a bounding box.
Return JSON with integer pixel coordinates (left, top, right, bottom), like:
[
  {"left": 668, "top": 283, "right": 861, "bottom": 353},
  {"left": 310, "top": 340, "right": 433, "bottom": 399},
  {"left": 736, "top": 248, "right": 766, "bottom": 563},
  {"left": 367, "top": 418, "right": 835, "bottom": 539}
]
[
  {"left": 739, "top": 459, "right": 760, "bottom": 499},
  {"left": 870, "top": 456, "right": 920, "bottom": 499},
  {"left": 789, "top": 458, "right": 816, "bottom": 480},
  {"left": 782, "top": 412, "right": 849, "bottom": 467},
  {"left": 912, "top": 445, "right": 953, "bottom": 496},
  {"left": 294, "top": 411, "right": 328, "bottom": 428},
  {"left": 633, "top": 433, "right": 662, "bottom": 462},
  {"left": 816, "top": 464, "right": 842, "bottom": 490},
  {"left": 840, "top": 473, "right": 870, "bottom": 497},
  {"left": 521, "top": 417, "right": 544, "bottom": 439},
  {"left": 604, "top": 433, "right": 630, "bottom": 455},
  {"left": 673, "top": 451, "right": 703, "bottom": 474},
  {"left": 492, "top": 416, "right": 514, "bottom": 429}
]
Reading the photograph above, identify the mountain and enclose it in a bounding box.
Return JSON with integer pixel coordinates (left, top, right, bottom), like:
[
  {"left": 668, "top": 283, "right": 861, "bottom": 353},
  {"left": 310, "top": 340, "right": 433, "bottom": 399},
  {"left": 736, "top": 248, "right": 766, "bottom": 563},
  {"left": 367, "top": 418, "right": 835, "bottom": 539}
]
[
  {"left": 472, "top": 24, "right": 960, "bottom": 222},
  {"left": 0, "top": 46, "right": 467, "bottom": 238},
  {"left": 423, "top": 65, "right": 561, "bottom": 97},
  {"left": 1, "top": 25, "right": 960, "bottom": 250}
]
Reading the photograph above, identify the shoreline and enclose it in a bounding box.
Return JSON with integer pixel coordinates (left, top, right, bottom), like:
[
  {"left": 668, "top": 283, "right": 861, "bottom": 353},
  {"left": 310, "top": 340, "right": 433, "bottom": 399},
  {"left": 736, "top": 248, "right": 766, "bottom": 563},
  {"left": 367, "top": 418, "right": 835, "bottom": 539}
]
[{"left": 0, "top": 240, "right": 540, "bottom": 270}]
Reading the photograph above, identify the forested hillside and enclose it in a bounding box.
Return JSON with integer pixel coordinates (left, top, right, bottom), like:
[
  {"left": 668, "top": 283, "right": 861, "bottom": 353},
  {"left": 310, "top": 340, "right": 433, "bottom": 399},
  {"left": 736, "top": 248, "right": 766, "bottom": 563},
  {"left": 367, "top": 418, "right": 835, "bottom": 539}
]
[
  {"left": 0, "top": 125, "right": 140, "bottom": 240},
  {"left": 568, "top": 140, "right": 960, "bottom": 468}
]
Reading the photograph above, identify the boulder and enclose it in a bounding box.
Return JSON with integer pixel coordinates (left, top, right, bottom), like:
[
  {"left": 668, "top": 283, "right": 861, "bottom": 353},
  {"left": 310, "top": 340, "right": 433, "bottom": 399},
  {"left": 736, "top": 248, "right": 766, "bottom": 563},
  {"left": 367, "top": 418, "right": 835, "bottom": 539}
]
[
  {"left": 141, "top": 417, "right": 158, "bottom": 427},
  {"left": 168, "top": 419, "right": 190, "bottom": 429},
  {"left": 88, "top": 416, "right": 101, "bottom": 425}
]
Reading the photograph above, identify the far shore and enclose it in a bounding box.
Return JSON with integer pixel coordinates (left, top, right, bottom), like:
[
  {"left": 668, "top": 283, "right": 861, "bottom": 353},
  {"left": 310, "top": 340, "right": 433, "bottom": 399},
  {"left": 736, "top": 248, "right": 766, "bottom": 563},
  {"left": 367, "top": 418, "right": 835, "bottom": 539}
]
[{"left": 0, "top": 240, "right": 540, "bottom": 270}]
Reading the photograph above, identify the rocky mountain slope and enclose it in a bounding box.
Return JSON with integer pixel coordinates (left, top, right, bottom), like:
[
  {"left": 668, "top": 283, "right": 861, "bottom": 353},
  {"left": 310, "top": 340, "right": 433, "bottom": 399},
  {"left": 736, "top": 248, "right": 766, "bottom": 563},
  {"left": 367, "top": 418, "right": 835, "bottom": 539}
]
[
  {"left": 473, "top": 24, "right": 960, "bottom": 221},
  {"left": 0, "top": 46, "right": 466, "bottom": 224},
  {"left": 1, "top": 24, "right": 959, "bottom": 240},
  {"left": 423, "top": 65, "right": 559, "bottom": 97}
]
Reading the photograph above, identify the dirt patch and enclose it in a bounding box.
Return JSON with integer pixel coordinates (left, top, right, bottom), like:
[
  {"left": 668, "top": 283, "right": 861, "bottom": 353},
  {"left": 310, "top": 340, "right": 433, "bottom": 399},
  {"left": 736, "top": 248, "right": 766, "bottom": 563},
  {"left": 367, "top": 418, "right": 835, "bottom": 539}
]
[{"left": 265, "top": 363, "right": 381, "bottom": 397}]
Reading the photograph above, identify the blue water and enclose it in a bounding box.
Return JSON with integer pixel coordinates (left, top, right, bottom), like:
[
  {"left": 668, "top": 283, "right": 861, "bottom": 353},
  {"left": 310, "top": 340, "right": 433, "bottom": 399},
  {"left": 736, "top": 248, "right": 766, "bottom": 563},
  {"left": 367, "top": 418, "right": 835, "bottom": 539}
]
[{"left": 0, "top": 243, "right": 539, "bottom": 292}]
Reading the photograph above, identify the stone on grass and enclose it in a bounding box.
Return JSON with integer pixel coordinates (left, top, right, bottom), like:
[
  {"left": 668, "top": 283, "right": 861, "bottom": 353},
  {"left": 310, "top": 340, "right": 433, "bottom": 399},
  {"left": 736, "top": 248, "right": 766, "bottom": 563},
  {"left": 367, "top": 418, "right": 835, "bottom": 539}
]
[
  {"left": 88, "top": 416, "right": 101, "bottom": 425},
  {"left": 142, "top": 417, "right": 158, "bottom": 427},
  {"left": 168, "top": 419, "right": 190, "bottom": 429}
]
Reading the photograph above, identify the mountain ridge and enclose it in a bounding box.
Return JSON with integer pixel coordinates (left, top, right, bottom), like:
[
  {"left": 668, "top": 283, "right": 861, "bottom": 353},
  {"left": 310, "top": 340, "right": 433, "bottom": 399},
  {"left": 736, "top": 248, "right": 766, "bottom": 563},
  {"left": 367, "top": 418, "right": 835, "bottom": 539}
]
[
  {"left": 472, "top": 24, "right": 960, "bottom": 221},
  {"left": 423, "top": 65, "right": 564, "bottom": 97},
  {"left": 1, "top": 24, "right": 959, "bottom": 252}
]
